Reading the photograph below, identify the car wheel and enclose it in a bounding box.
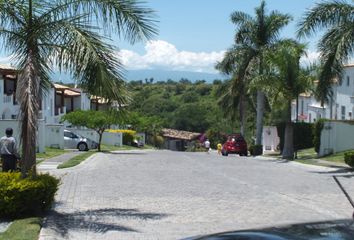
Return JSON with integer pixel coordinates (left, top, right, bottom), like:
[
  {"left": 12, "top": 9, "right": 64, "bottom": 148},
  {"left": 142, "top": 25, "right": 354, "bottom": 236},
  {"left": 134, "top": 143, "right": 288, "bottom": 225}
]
[
  {"left": 244, "top": 151, "right": 248, "bottom": 157},
  {"left": 78, "top": 142, "right": 88, "bottom": 151}
]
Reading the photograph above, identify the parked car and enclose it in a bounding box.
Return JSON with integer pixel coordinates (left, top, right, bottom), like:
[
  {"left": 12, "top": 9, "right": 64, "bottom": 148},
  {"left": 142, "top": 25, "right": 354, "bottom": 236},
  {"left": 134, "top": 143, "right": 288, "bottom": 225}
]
[
  {"left": 64, "top": 130, "right": 98, "bottom": 151},
  {"left": 222, "top": 134, "right": 248, "bottom": 156},
  {"left": 183, "top": 219, "right": 354, "bottom": 239}
]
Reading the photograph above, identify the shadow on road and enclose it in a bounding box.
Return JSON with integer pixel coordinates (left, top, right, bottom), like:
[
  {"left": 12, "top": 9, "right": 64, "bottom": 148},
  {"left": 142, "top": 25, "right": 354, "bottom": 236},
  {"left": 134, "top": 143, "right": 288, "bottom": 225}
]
[
  {"left": 310, "top": 168, "right": 354, "bottom": 175},
  {"left": 42, "top": 208, "right": 168, "bottom": 237}
]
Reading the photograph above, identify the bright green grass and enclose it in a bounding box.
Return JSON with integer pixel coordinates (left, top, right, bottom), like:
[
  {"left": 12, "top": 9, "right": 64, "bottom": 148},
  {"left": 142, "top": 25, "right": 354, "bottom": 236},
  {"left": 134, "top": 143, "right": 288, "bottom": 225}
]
[
  {"left": 36, "top": 147, "right": 67, "bottom": 161},
  {"left": 57, "top": 151, "right": 96, "bottom": 169},
  {"left": 0, "top": 218, "right": 41, "bottom": 240}
]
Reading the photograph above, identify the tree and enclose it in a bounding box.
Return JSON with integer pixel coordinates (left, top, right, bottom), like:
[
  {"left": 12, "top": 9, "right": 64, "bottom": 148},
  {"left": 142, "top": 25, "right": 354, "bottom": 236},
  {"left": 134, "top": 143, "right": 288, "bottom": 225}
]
[
  {"left": 0, "top": 0, "right": 157, "bottom": 176},
  {"left": 298, "top": 0, "right": 354, "bottom": 104},
  {"left": 262, "top": 40, "right": 313, "bottom": 159},
  {"left": 62, "top": 110, "right": 121, "bottom": 152},
  {"left": 227, "top": 1, "right": 291, "bottom": 145}
]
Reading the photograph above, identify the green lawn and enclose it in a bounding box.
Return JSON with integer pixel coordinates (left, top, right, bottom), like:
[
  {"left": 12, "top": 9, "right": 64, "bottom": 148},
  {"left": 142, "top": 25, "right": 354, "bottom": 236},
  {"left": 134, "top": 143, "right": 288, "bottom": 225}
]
[
  {"left": 266, "top": 148, "right": 351, "bottom": 166},
  {"left": 0, "top": 218, "right": 41, "bottom": 240},
  {"left": 36, "top": 147, "right": 67, "bottom": 161},
  {"left": 57, "top": 151, "right": 96, "bottom": 169},
  {"left": 100, "top": 144, "right": 154, "bottom": 152}
]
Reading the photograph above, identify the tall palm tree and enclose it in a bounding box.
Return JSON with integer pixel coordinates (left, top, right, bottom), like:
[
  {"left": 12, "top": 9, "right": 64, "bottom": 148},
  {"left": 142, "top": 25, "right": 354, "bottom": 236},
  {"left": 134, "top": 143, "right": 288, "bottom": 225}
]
[
  {"left": 298, "top": 0, "right": 354, "bottom": 104},
  {"left": 229, "top": 0, "right": 291, "bottom": 146},
  {"left": 0, "top": 0, "right": 157, "bottom": 177},
  {"left": 263, "top": 40, "right": 312, "bottom": 159},
  {"left": 216, "top": 49, "right": 255, "bottom": 136}
]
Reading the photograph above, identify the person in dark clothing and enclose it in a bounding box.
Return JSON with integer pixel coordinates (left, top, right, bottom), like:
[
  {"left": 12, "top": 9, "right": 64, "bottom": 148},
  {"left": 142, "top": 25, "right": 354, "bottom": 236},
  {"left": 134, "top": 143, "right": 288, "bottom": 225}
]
[{"left": 0, "top": 128, "right": 20, "bottom": 172}]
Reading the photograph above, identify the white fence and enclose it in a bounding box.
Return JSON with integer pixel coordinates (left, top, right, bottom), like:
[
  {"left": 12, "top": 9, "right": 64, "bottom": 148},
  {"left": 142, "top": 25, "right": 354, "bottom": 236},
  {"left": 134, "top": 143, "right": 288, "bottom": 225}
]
[
  {"left": 319, "top": 121, "right": 354, "bottom": 156},
  {"left": 45, "top": 124, "right": 64, "bottom": 149},
  {"left": 67, "top": 128, "right": 123, "bottom": 147}
]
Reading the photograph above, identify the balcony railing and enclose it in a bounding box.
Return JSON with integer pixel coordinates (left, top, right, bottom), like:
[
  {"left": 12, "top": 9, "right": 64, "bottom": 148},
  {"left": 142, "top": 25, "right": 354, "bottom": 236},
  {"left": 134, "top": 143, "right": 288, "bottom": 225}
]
[{"left": 3, "top": 95, "right": 12, "bottom": 103}]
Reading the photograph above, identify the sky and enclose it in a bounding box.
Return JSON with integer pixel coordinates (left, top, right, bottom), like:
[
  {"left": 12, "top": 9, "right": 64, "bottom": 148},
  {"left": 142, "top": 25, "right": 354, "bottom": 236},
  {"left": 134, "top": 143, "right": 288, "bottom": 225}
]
[
  {"left": 114, "top": 0, "right": 322, "bottom": 74},
  {"left": 0, "top": 0, "right": 323, "bottom": 75}
]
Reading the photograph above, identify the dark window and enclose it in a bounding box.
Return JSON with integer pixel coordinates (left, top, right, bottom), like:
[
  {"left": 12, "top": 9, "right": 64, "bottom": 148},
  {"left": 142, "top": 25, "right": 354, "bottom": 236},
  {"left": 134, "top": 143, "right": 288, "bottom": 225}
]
[
  {"left": 347, "top": 76, "right": 350, "bottom": 86},
  {"left": 4, "top": 78, "right": 16, "bottom": 95}
]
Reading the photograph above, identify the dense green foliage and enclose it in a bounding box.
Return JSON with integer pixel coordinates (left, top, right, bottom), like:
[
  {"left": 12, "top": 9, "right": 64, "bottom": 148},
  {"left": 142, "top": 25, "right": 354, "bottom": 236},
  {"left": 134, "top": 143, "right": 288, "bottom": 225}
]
[
  {"left": 277, "top": 122, "right": 314, "bottom": 152},
  {"left": 344, "top": 151, "right": 354, "bottom": 168},
  {"left": 127, "top": 79, "right": 256, "bottom": 144},
  {"left": 0, "top": 173, "right": 59, "bottom": 218},
  {"left": 314, "top": 119, "right": 325, "bottom": 153},
  {"left": 123, "top": 132, "right": 135, "bottom": 145}
]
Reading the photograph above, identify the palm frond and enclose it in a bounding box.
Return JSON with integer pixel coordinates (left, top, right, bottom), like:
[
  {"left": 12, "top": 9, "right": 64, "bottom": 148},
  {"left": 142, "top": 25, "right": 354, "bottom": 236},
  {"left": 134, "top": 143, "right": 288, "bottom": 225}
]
[{"left": 297, "top": 0, "right": 353, "bottom": 38}]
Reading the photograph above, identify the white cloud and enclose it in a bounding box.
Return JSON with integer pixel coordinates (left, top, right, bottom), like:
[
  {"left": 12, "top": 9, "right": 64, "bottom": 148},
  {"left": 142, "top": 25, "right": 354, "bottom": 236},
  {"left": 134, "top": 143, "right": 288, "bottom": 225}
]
[
  {"left": 117, "top": 40, "right": 225, "bottom": 73},
  {"left": 300, "top": 50, "right": 320, "bottom": 66},
  {"left": 0, "top": 55, "right": 13, "bottom": 64}
]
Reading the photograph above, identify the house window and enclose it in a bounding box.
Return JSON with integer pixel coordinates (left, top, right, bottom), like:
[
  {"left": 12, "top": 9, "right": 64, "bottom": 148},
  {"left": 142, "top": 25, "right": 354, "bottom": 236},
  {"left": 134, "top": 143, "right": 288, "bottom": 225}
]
[
  {"left": 4, "top": 78, "right": 16, "bottom": 95},
  {"left": 349, "top": 112, "right": 352, "bottom": 120},
  {"left": 341, "top": 106, "right": 346, "bottom": 120},
  {"left": 347, "top": 76, "right": 350, "bottom": 86}
]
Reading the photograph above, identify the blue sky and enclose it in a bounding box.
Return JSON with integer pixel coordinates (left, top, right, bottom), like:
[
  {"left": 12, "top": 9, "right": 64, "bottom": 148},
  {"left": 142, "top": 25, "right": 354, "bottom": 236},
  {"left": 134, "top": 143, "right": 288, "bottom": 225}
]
[
  {"left": 0, "top": 0, "right": 322, "bottom": 74},
  {"left": 115, "top": 0, "right": 321, "bottom": 73}
]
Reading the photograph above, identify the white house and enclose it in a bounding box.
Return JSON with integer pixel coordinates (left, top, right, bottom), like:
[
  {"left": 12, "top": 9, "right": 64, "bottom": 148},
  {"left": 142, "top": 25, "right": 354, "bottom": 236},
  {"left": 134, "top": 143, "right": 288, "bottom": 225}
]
[{"left": 292, "top": 64, "right": 354, "bottom": 122}]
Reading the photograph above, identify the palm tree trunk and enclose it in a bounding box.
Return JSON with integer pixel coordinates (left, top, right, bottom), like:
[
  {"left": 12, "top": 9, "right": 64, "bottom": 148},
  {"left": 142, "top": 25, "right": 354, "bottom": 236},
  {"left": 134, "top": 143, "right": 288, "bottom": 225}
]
[
  {"left": 282, "top": 100, "right": 294, "bottom": 159},
  {"left": 255, "top": 91, "right": 265, "bottom": 145},
  {"left": 18, "top": 50, "right": 40, "bottom": 177},
  {"left": 239, "top": 94, "right": 247, "bottom": 136}
]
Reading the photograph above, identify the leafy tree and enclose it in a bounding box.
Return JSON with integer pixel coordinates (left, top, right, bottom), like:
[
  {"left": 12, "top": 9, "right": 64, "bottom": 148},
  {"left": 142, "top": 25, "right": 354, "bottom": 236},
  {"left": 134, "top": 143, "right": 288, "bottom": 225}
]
[
  {"left": 262, "top": 40, "right": 313, "bottom": 159},
  {"left": 226, "top": 1, "right": 291, "bottom": 145},
  {"left": 0, "top": 0, "right": 156, "bottom": 176},
  {"left": 298, "top": 0, "right": 354, "bottom": 104},
  {"left": 62, "top": 110, "right": 122, "bottom": 152},
  {"left": 172, "top": 103, "right": 210, "bottom": 133}
]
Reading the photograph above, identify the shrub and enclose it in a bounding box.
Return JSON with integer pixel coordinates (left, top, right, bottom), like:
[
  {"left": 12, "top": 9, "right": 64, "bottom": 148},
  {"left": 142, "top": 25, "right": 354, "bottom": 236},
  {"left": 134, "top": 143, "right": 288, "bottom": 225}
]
[
  {"left": 249, "top": 145, "right": 263, "bottom": 156},
  {"left": 152, "top": 135, "right": 164, "bottom": 148},
  {"left": 123, "top": 132, "right": 136, "bottom": 145},
  {"left": 344, "top": 151, "right": 354, "bottom": 168},
  {"left": 276, "top": 122, "right": 314, "bottom": 152},
  {"left": 0, "top": 173, "right": 59, "bottom": 218},
  {"left": 313, "top": 119, "right": 325, "bottom": 153}
]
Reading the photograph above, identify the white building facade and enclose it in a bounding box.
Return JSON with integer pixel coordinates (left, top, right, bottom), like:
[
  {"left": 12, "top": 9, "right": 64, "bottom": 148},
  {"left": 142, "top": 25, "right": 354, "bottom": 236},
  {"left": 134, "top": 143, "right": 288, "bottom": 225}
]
[{"left": 292, "top": 64, "right": 354, "bottom": 122}]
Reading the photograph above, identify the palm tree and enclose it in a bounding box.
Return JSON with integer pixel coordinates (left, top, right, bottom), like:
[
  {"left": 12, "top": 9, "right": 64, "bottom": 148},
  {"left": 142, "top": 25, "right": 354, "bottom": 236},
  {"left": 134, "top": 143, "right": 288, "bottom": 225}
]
[
  {"left": 298, "top": 0, "right": 354, "bottom": 104},
  {"left": 263, "top": 40, "right": 313, "bottom": 159},
  {"left": 216, "top": 49, "right": 254, "bottom": 136},
  {"left": 229, "top": 0, "right": 291, "bottom": 146},
  {"left": 0, "top": 0, "right": 157, "bottom": 177}
]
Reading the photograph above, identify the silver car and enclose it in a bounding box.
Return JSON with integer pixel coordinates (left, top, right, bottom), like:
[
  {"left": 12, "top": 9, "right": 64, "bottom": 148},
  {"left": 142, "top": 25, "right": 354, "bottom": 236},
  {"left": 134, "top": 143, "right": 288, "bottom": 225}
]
[{"left": 64, "top": 130, "right": 98, "bottom": 151}]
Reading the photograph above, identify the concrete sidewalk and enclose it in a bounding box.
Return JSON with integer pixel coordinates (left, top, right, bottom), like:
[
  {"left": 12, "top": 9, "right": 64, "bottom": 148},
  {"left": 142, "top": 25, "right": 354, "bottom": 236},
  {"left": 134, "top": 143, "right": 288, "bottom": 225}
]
[{"left": 38, "top": 151, "right": 85, "bottom": 171}]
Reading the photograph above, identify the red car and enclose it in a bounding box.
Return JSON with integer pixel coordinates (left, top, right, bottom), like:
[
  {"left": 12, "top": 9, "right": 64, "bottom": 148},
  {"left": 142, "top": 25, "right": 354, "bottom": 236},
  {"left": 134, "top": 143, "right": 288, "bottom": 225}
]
[{"left": 221, "top": 134, "right": 248, "bottom": 156}]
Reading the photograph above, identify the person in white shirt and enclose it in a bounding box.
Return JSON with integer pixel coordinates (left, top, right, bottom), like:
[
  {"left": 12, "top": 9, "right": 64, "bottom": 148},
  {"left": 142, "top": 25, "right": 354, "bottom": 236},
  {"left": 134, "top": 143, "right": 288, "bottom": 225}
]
[
  {"left": 0, "top": 128, "right": 20, "bottom": 172},
  {"left": 204, "top": 139, "right": 211, "bottom": 153}
]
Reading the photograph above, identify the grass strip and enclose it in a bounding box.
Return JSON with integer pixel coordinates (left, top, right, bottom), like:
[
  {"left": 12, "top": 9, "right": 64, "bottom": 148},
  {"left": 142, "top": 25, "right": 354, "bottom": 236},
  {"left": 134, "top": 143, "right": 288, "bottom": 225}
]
[
  {"left": 0, "top": 218, "right": 41, "bottom": 240},
  {"left": 57, "top": 151, "right": 96, "bottom": 169},
  {"left": 36, "top": 147, "right": 67, "bottom": 161}
]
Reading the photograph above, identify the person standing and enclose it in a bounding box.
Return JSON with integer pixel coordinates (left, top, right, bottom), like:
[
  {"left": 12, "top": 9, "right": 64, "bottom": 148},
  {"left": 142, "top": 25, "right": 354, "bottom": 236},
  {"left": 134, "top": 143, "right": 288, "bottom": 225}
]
[
  {"left": 0, "top": 128, "right": 20, "bottom": 172},
  {"left": 217, "top": 143, "right": 222, "bottom": 155},
  {"left": 204, "top": 139, "right": 211, "bottom": 153}
]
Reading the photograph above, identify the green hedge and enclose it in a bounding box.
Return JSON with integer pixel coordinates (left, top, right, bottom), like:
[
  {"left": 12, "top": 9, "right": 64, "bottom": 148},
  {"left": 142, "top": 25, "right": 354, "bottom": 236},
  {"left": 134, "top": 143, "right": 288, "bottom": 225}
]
[
  {"left": 0, "top": 173, "right": 59, "bottom": 218},
  {"left": 344, "top": 151, "right": 354, "bottom": 168},
  {"left": 276, "top": 122, "right": 314, "bottom": 152},
  {"left": 249, "top": 145, "right": 263, "bottom": 156}
]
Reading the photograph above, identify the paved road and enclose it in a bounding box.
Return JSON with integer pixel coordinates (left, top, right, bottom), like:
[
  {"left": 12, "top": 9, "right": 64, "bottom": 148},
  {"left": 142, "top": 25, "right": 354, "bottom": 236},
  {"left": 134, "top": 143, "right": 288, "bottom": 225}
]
[{"left": 39, "top": 150, "right": 354, "bottom": 240}]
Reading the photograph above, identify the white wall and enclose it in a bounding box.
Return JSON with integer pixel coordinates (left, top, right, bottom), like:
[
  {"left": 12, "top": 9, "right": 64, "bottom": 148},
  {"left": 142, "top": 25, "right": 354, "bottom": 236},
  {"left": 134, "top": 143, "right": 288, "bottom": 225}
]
[
  {"left": 262, "top": 126, "right": 279, "bottom": 152},
  {"left": 67, "top": 128, "right": 123, "bottom": 147},
  {"left": 319, "top": 121, "right": 354, "bottom": 156},
  {"left": 45, "top": 124, "right": 64, "bottom": 149},
  {"left": 0, "top": 119, "right": 45, "bottom": 153}
]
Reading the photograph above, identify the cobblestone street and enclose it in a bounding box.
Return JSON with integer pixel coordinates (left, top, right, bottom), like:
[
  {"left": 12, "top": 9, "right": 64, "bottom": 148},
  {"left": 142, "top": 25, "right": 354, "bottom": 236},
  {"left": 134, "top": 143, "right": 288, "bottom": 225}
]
[{"left": 39, "top": 150, "right": 354, "bottom": 240}]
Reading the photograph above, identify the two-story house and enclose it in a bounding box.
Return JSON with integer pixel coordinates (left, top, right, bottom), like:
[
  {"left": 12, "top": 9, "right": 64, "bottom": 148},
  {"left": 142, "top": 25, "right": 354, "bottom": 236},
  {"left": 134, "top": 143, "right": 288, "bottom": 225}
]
[
  {"left": 292, "top": 64, "right": 354, "bottom": 122},
  {"left": 0, "top": 64, "right": 19, "bottom": 120}
]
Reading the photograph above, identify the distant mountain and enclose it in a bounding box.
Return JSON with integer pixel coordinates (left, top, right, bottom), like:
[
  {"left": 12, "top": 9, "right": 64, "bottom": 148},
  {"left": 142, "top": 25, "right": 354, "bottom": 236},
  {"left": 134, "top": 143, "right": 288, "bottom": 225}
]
[
  {"left": 124, "top": 70, "right": 227, "bottom": 83},
  {"left": 50, "top": 69, "right": 228, "bottom": 84}
]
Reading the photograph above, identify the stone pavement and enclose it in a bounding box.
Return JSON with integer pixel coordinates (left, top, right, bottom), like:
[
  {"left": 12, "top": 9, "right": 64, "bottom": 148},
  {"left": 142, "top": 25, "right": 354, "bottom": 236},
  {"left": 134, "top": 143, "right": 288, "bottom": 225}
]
[
  {"left": 39, "top": 150, "right": 354, "bottom": 240},
  {"left": 38, "top": 151, "right": 85, "bottom": 171}
]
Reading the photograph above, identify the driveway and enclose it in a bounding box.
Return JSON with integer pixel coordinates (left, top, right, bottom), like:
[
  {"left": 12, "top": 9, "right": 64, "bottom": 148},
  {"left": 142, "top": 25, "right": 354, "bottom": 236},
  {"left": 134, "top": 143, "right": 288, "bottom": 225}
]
[{"left": 39, "top": 150, "right": 354, "bottom": 240}]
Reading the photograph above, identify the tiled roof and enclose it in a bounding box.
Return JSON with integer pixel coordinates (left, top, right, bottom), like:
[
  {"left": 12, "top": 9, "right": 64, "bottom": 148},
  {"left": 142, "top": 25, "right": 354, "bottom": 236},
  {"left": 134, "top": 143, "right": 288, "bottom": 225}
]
[
  {"left": 162, "top": 128, "right": 201, "bottom": 141},
  {"left": 0, "top": 64, "right": 17, "bottom": 74}
]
